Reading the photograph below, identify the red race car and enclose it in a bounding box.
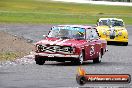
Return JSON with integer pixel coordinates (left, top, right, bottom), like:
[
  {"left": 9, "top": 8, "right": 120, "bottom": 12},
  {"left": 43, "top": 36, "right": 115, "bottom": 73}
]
[{"left": 34, "top": 25, "right": 107, "bottom": 65}]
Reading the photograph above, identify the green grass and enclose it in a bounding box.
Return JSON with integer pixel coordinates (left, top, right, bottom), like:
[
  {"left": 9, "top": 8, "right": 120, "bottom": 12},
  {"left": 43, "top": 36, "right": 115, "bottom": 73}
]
[
  {"left": 0, "top": 52, "right": 18, "bottom": 61},
  {"left": 0, "top": 51, "right": 29, "bottom": 61},
  {"left": 0, "top": 0, "right": 132, "bottom": 24}
]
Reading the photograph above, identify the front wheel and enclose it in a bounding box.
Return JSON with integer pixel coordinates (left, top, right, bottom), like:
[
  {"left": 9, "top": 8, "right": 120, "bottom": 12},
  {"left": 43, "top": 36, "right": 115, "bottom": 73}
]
[
  {"left": 75, "top": 51, "right": 84, "bottom": 65},
  {"left": 123, "top": 42, "right": 128, "bottom": 46},
  {"left": 35, "top": 56, "right": 45, "bottom": 65},
  {"left": 93, "top": 52, "right": 102, "bottom": 63}
]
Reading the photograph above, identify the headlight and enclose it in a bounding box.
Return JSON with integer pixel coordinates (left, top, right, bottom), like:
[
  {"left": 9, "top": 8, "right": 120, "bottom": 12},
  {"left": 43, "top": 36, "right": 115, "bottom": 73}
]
[
  {"left": 103, "top": 31, "right": 107, "bottom": 35},
  {"left": 59, "top": 46, "right": 75, "bottom": 54},
  {"left": 35, "top": 44, "right": 41, "bottom": 52},
  {"left": 36, "top": 44, "right": 46, "bottom": 52},
  {"left": 63, "top": 47, "right": 70, "bottom": 52},
  {"left": 118, "top": 32, "right": 122, "bottom": 36},
  {"left": 36, "top": 44, "right": 40, "bottom": 49}
]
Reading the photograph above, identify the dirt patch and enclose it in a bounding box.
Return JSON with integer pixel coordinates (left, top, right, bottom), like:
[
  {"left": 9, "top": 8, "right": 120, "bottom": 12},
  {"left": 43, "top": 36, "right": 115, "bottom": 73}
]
[{"left": 0, "top": 31, "right": 34, "bottom": 61}]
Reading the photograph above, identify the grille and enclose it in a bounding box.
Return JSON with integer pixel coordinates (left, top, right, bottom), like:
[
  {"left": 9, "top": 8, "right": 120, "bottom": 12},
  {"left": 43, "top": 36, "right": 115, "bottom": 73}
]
[
  {"left": 36, "top": 44, "right": 74, "bottom": 54},
  {"left": 109, "top": 31, "right": 116, "bottom": 39}
]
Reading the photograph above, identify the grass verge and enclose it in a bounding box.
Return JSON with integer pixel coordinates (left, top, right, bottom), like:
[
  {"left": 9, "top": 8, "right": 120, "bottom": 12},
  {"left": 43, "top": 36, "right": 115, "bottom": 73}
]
[
  {"left": 0, "top": 31, "right": 34, "bottom": 61},
  {"left": 0, "top": 52, "right": 18, "bottom": 61},
  {"left": 0, "top": 0, "right": 132, "bottom": 24}
]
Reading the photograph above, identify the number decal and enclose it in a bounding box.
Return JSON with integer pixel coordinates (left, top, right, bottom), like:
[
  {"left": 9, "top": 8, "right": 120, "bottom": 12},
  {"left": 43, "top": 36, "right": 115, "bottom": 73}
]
[{"left": 90, "top": 46, "right": 95, "bottom": 56}]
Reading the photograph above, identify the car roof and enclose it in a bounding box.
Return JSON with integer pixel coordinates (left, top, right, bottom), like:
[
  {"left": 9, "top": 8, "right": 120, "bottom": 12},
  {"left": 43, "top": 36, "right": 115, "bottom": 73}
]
[
  {"left": 53, "top": 25, "right": 92, "bottom": 29},
  {"left": 98, "top": 18, "right": 123, "bottom": 22}
]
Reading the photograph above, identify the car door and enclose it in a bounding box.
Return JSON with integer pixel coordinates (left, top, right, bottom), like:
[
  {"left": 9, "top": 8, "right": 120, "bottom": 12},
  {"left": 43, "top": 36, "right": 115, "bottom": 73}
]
[
  {"left": 91, "top": 28, "right": 101, "bottom": 59},
  {"left": 85, "top": 28, "right": 96, "bottom": 60}
]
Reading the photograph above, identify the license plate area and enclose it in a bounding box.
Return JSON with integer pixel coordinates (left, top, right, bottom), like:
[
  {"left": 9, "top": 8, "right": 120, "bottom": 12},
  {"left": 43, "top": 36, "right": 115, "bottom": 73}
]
[
  {"left": 110, "top": 36, "right": 115, "bottom": 39},
  {"left": 48, "top": 54, "right": 54, "bottom": 57}
]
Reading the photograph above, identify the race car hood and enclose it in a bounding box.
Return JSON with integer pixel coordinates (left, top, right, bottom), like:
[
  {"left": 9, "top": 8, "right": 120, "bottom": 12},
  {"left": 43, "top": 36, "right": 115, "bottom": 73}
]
[
  {"left": 96, "top": 26, "right": 110, "bottom": 31},
  {"left": 36, "top": 37, "right": 87, "bottom": 47},
  {"left": 113, "top": 26, "right": 126, "bottom": 31},
  {"left": 97, "top": 26, "right": 126, "bottom": 31}
]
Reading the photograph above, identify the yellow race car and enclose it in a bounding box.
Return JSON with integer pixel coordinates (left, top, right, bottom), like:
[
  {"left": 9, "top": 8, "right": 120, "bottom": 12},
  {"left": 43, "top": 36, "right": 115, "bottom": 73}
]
[{"left": 96, "top": 18, "right": 128, "bottom": 46}]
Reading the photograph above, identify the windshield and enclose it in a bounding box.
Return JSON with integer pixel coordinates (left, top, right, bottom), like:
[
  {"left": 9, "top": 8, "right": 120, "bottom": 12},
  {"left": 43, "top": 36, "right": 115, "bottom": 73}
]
[
  {"left": 98, "top": 20, "right": 124, "bottom": 27},
  {"left": 98, "top": 20, "right": 108, "bottom": 26},
  {"left": 48, "top": 26, "right": 85, "bottom": 39},
  {"left": 111, "top": 20, "right": 124, "bottom": 27}
]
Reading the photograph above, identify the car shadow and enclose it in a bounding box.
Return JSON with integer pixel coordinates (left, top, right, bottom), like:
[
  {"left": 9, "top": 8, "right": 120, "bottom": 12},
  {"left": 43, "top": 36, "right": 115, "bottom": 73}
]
[
  {"left": 107, "top": 43, "right": 132, "bottom": 46},
  {"left": 107, "top": 42, "right": 123, "bottom": 46},
  {"left": 44, "top": 61, "right": 131, "bottom": 67},
  {"left": 107, "top": 42, "right": 130, "bottom": 46},
  {"left": 44, "top": 61, "right": 105, "bottom": 66},
  {"left": 127, "top": 43, "right": 132, "bottom": 46}
]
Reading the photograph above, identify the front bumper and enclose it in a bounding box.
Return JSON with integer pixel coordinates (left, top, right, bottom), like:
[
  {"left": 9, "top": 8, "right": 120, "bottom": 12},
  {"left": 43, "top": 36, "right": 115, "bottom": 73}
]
[
  {"left": 106, "top": 39, "right": 128, "bottom": 42},
  {"left": 101, "top": 38, "right": 128, "bottom": 43},
  {"left": 34, "top": 52, "right": 79, "bottom": 58}
]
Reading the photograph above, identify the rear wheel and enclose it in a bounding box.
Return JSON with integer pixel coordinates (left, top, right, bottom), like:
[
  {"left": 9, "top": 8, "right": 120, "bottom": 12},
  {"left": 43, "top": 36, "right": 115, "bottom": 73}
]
[
  {"left": 93, "top": 52, "right": 102, "bottom": 63},
  {"left": 35, "top": 56, "right": 45, "bottom": 65}
]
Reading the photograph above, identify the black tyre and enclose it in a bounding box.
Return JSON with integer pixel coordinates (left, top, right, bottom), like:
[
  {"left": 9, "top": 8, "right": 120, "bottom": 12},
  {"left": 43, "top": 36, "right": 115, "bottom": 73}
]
[
  {"left": 93, "top": 52, "right": 102, "bottom": 63},
  {"left": 123, "top": 42, "right": 128, "bottom": 46},
  {"left": 35, "top": 56, "right": 45, "bottom": 65},
  {"left": 76, "top": 51, "right": 84, "bottom": 65},
  {"left": 71, "top": 51, "right": 84, "bottom": 65}
]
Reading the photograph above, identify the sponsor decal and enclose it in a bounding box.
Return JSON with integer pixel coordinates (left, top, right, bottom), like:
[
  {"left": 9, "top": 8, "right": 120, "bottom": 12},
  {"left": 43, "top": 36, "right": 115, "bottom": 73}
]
[{"left": 76, "top": 67, "right": 131, "bottom": 85}]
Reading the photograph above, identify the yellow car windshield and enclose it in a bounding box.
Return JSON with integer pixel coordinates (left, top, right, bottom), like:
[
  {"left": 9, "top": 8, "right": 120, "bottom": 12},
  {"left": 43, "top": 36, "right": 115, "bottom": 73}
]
[{"left": 98, "top": 20, "right": 124, "bottom": 27}]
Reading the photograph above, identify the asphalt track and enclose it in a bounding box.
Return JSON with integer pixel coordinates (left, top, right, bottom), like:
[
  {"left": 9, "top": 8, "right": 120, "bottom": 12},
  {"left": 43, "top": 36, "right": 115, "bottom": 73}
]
[{"left": 0, "top": 24, "right": 132, "bottom": 88}]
